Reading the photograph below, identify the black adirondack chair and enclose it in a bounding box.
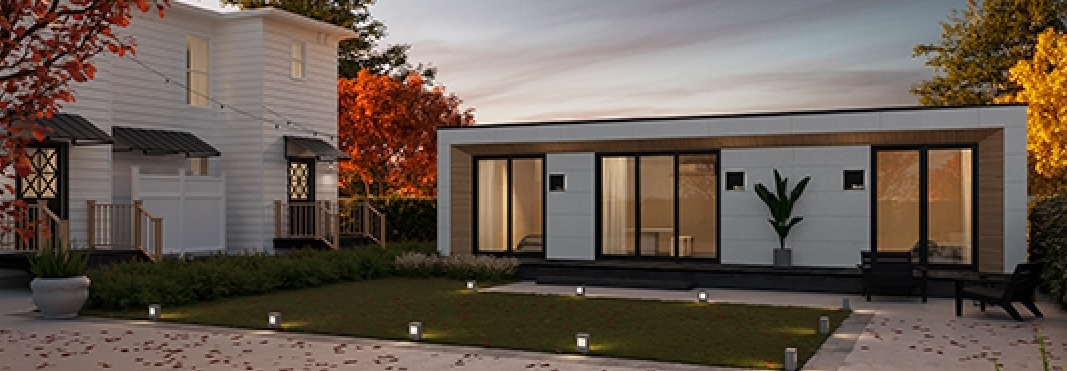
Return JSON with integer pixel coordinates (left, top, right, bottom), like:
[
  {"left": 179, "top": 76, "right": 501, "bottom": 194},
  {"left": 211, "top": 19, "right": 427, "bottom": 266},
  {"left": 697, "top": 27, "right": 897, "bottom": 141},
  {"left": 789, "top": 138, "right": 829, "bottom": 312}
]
[
  {"left": 860, "top": 251, "right": 928, "bottom": 302},
  {"left": 955, "top": 263, "right": 1043, "bottom": 321}
]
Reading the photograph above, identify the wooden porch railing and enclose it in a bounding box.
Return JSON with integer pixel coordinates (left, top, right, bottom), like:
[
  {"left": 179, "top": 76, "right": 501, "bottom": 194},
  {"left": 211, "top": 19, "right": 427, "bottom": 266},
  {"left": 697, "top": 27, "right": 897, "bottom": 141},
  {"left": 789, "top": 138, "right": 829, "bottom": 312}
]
[
  {"left": 273, "top": 200, "right": 340, "bottom": 249},
  {"left": 338, "top": 198, "right": 386, "bottom": 247},
  {"left": 87, "top": 200, "right": 163, "bottom": 261},
  {"left": 0, "top": 201, "right": 69, "bottom": 253}
]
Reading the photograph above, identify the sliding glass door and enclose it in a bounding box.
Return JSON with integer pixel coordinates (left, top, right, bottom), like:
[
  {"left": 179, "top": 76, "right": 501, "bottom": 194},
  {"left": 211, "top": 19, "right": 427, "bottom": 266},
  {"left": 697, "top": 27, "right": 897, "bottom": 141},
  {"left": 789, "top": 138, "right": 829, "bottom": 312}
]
[
  {"left": 599, "top": 153, "right": 718, "bottom": 259},
  {"left": 475, "top": 156, "right": 544, "bottom": 254},
  {"left": 874, "top": 147, "right": 975, "bottom": 267}
]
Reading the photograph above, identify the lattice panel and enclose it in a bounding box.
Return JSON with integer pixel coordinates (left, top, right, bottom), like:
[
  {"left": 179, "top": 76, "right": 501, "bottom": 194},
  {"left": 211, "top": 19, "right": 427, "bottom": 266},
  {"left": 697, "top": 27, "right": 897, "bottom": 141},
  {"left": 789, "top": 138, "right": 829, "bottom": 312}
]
[
  {"left": 288, "top": 162, "right": 310, "bottom": 200},
  {"left": 20, "top": 147, "right": 58, "bottom": 199}
]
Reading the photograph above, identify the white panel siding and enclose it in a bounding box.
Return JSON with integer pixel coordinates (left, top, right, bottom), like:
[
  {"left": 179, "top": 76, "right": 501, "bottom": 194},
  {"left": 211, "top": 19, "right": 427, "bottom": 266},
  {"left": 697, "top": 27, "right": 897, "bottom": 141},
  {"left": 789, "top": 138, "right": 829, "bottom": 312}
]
[
  {"left": 719, "top": 146, "right": 870, "bottom": 267},
  {"left": 545, "top": 153, "right": 596, "bottom": 260}
]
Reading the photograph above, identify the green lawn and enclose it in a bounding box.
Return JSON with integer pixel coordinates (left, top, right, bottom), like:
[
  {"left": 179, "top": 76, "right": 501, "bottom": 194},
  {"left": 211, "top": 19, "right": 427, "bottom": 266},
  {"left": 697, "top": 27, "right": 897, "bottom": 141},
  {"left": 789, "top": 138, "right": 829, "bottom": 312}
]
[{"left": 86, "top": 278, "right": 848, "bottom": 369}]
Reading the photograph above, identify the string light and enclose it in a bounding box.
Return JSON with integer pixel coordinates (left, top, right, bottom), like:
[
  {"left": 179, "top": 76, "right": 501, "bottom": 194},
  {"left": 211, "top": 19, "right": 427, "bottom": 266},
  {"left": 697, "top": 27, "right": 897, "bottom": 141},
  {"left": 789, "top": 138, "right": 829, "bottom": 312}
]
[{"left": 126, "top": 56, "right": 338, "bottom": 139}]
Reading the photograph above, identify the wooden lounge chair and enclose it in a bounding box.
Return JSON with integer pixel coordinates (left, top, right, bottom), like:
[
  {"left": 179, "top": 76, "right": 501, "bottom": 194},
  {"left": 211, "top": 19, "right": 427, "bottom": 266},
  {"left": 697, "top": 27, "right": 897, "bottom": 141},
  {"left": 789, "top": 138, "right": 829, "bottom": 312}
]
[
  {"left": 860, "top": 251, "right": 928, "bottom": 302},
  {"left": 955, "top": 263, "right": 1043, "bottom": 321}
]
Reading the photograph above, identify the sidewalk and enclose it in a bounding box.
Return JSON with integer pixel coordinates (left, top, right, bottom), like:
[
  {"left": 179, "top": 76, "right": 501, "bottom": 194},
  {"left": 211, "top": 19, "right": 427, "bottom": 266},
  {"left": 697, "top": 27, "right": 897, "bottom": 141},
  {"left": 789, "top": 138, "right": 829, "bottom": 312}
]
[{"left": 1, "top": 282, "right": 1062, "bottom": 371}]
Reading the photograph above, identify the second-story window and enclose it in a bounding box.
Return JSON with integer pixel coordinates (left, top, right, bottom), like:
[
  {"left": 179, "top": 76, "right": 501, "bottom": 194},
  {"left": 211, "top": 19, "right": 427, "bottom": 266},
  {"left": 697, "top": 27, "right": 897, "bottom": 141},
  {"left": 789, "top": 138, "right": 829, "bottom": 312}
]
[
  {"left": 187, "top": 35, "right": 209, "bottom": 106},
  {"left": 290, "top": 41, "right": 305, "bottom": 79}
]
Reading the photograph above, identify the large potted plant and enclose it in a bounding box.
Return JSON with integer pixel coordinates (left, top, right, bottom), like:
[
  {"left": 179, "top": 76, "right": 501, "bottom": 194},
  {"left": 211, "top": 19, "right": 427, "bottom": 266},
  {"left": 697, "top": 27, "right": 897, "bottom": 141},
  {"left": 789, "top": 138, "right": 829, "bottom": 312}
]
[
  {"left": 754, "top": 169, "right": 811, "bottom": 267},
  {"left": 28, "top": 242, "right": 90, "bottom": 319}
]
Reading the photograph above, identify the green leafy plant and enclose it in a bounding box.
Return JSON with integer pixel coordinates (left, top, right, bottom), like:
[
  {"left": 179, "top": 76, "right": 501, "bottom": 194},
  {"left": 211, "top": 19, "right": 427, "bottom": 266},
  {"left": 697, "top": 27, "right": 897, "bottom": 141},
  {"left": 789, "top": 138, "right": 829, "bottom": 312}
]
[
  {"left": 28, "top": 242, "right": 88, "bottom": 278},
  {"left": 1028, "top": 194, "right": 1067, "bottom": 308},
  {"left": 753, "top": 169, "right": 811, "bottom": 250},
  {"left": 992, "top": 330, "right": 1057, "bottom": 370}
]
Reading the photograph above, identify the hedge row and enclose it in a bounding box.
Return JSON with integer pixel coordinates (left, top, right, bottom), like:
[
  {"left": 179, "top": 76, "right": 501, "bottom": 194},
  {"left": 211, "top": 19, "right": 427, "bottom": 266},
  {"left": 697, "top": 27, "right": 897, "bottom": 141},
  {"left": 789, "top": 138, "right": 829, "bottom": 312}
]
[
  {"left": 85, "top": 242, "right": 516, "bottom": 311},
  {"left": 1029, "top": 195, "right": 1067, "bottom": 308}
]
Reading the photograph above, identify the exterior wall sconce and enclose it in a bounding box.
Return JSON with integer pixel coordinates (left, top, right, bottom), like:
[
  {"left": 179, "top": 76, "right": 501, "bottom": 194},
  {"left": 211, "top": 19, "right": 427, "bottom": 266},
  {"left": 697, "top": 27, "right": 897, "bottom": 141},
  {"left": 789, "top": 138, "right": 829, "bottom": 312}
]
[
  {"left": 466, "top": 280, "right": 476, "bottom": 291},
  {"left": 576, "top": 333, "right": 590, "bottom": 354},
  {"left": 268, "top": 312, "right": 281, "bottom": 329},
  {"left": 148, "top": 304, "right": 161, "bottom": 321},
  {"left": 576, "top": 285, "right": 585, "bottom": 296},
  {"left": 409, "top": 322, "right": 423, "bottom": 340}
]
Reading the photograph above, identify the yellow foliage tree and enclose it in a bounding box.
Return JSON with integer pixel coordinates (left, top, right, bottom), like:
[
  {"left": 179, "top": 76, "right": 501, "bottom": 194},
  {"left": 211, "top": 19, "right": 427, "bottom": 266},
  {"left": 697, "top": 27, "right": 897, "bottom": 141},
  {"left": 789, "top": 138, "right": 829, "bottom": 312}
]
[{"left": 997, "top": 28, "right": 1067, "bottom": 197}]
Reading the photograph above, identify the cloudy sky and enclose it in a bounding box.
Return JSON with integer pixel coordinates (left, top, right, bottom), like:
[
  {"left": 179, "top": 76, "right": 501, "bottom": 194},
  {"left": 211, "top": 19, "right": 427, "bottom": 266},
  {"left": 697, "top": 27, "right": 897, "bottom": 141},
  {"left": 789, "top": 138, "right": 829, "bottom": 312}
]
[{"left": 369, "top": 0, "right": 969, "bottom": 124}]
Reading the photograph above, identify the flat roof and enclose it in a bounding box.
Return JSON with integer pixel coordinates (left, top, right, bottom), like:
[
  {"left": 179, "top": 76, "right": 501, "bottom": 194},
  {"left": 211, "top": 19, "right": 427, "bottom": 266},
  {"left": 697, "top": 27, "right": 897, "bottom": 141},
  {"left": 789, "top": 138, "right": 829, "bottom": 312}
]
[{"left": 438, "top": 104, "right": 1026, "bottom": 130}]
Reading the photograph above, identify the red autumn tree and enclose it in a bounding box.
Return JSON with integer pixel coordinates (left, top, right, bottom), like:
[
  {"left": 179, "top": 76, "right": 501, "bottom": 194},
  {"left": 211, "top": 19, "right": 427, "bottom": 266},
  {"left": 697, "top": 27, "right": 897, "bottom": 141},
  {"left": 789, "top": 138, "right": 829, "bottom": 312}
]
[
  {"left": 338, "top": 69, "right": 474, "bottom": 197},
  {"left": 1, "top": 0, "right": 167, "bottom": 239}
]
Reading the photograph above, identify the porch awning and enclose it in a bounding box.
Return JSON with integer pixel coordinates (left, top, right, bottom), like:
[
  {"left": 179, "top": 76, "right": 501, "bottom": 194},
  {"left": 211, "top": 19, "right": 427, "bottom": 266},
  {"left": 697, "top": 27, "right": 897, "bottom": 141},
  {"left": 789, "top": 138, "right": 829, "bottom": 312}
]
[
  {"left": 112, "top": 126, "right": 221, "bottom": 157},
  {"left": 285, "top": 136, "right": 350, "bottom": 161},
  {"left": 32, "top": 113, "right": 113, "bottom": 145}
]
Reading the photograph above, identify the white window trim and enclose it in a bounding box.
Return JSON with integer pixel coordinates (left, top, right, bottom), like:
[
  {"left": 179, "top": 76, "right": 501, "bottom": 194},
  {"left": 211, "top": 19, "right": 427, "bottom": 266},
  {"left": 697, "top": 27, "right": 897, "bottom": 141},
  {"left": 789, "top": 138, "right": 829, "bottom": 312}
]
[
  {"left": 187, "top": 35, "right": 210, "bottom": 107},
  {"left": 290, "top": 40, "right": 306, "bottom": 80}
]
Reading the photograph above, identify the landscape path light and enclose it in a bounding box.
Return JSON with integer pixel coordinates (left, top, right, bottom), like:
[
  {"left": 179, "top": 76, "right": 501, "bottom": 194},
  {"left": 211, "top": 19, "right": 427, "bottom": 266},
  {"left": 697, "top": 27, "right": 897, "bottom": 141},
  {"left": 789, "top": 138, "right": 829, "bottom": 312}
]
[
  {"left": 269, "top": 312, "right": 281, "bottom": 329},
  {"left": 575, "top": 333, "right": 589, "bottom": 354},
  {"left": 697, "top": 290, "right": 708, "bottom": 303},
  {"left": 819, "top": 315, "right": 830, "bottom": 334},
  {"left": 409, "top": 322, "right": 423, "bottom": 340},
  {"left": 148, "top": 304, "right": 161, "bottom": 321},
  {"left": 784, "top": 347, "right": 797, "bottom": 371},
  {"left": 576, "top": 285, "right": 585, "bottom": 296},
  {"left": 466, "top": 280, "right": 476, "bottom": 291}
]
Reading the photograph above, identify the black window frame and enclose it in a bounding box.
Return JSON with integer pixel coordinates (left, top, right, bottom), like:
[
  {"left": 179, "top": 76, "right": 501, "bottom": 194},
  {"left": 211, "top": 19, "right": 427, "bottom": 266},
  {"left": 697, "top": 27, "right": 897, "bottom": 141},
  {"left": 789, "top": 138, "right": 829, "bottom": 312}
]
[
  {"left": 870, "top": 144, "right": 979, "bottom": 271},
  {"left": 594, "top": 150, "right": 721, "bottom": 261},
  {"left": 471, "top": 154, "right": 547, "bottom": 257}
]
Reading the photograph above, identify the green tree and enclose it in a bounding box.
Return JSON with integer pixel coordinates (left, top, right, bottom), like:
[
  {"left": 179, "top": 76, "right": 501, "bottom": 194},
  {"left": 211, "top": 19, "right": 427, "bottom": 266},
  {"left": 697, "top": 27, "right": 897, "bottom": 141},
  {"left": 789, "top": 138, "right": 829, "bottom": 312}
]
[
  {"left": 911, "top": 0, "right": 1067, "bottom": 106},
  {"left": 224, "top": 0, "right": 435, "bottom": 80}
]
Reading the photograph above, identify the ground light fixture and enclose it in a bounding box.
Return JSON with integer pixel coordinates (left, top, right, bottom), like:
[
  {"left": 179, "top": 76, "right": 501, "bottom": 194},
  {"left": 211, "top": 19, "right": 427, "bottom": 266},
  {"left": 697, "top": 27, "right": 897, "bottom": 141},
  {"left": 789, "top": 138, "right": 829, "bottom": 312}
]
[
  {"left": 148, "top": 304, "right": 161, "bottom": 321},
  {"left": 576, "top": 285, "right": 585, "bottom": 296},
  {"left": 784, "top": 347, "right": 798, "bottom": 371},
  {"left": 819, "top": 315, "right": 830, "bottom": 334},
  {"left": 575, "top": 333, "right": 590, "bottom": 354},
  {"left": 268, "top": 312, "right": 281, "bottom": 329},
  {"left": 466, "top": 280, "right": 476, "bottom": 291},
  {"left": 697, "top": 290, "right": 708, "bottom": 303},
  {"left": 842, "top": 298, "right": 851, "bottom": 311},
  {"left": 409, "top": 322, "right": 423, "bottom": 341}
]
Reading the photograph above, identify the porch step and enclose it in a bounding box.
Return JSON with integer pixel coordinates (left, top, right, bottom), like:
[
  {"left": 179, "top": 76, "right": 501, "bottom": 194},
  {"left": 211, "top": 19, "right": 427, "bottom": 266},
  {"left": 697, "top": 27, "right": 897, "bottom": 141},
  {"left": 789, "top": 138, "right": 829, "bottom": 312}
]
[{"left": 536, "top": 275, "right": 693, "bottom": 290}]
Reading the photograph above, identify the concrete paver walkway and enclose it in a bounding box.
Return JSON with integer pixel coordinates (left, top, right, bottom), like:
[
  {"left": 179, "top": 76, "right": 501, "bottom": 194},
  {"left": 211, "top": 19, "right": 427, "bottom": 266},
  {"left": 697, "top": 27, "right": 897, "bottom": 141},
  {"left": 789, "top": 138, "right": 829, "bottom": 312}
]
[{"left": 1, "top": 282, "right": 1063, "bottom": 371}]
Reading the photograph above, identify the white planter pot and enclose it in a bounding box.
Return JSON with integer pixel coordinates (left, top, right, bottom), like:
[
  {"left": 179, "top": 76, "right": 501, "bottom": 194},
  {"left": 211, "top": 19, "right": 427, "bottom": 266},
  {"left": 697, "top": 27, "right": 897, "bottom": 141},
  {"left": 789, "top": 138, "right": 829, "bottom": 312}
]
[{"left": 30, "top": 276, "right": 91, "bottom": 319}]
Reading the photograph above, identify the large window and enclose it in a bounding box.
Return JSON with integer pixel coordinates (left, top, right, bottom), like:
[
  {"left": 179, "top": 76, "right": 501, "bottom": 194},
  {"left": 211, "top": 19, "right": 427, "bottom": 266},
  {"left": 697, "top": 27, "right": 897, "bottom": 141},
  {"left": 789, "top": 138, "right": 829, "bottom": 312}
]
[
  {"left": 475, "top": 156, "right": 543, "bottom": 254},
  {"left": 600, "top": 153, "right": 718, "bottom": 259},
  {"left": 875, "top": 146, "right": 974, "bottom": 266},
  {"left": 186, "top": 36, "right": 209, "bottom": 106}
]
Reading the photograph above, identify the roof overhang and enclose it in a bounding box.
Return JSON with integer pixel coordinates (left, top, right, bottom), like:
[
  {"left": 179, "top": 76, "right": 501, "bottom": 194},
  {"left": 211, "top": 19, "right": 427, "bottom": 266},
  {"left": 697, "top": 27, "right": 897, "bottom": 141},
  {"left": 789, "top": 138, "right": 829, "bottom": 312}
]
[
  {"left": 112, "top": 126, "right": 221, "bottom": 157},
  {"left": 30, "top": 113, "right": 113, "bottom": 146},
  {"left": 285, "top": 136, "right": 350, "bottom": 161}
]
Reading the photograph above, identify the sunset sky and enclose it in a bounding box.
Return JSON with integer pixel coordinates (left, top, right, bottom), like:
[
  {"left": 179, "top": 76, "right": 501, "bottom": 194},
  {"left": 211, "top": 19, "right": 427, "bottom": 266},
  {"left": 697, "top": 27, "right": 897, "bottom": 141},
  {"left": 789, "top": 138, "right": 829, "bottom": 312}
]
[{"left": 369, "top": 0, "right": 970, "bottom": 124}]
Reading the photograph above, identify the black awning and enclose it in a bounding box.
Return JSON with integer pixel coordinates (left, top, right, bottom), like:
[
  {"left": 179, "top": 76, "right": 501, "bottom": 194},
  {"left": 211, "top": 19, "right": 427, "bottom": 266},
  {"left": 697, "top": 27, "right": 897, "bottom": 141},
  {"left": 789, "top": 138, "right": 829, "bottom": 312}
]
[
  {"left": 285, "top": 136, "right": 350, "bottom": 161},
  {"left": 33, "top": 113, "right": 113, "bottom": 145},
  {"left": 112, "top": 126, "right": 221, "bottom": 157}
]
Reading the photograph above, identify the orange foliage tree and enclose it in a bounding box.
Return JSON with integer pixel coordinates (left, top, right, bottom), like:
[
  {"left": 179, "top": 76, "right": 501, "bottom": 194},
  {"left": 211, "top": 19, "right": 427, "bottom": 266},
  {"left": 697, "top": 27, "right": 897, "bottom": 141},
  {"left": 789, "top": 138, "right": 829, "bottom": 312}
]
[
  {"left": 338, "top": 69, "right": 474, "bottom": 197},
  {"left": 1, "top": 0, "right": 167, "bottom": 238}
]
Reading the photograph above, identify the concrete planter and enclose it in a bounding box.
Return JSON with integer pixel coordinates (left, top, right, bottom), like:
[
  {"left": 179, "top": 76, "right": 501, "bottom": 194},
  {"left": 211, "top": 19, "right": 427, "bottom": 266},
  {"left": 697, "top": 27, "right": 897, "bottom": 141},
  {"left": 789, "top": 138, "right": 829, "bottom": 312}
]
[
  {"left": 773, "top": 248, "right": 792, "bottom": 267},
  {"left": 30, "top": 276, "right": 91, "bottom": 319}
]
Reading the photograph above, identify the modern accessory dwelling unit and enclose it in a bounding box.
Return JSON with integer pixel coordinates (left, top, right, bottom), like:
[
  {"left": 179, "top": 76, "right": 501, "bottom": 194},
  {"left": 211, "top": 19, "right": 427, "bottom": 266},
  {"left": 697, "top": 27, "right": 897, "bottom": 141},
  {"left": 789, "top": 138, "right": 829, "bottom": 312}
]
[{"left": 437, "top": 105, "right": 1028, "bottom": 274}]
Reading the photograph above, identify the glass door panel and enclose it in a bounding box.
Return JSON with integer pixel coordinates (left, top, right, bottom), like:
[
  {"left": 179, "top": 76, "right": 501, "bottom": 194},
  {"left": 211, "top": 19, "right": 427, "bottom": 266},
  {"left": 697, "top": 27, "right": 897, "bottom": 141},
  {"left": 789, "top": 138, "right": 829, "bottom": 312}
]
[
  {"left": 511, "top": 158, "right": 543, "bottom": 253},
  {"left": 678, "top": 154, "right": 717, "bottom": 258},
  {"left": 601, "top": 156, "right": 636, "bottom": 256},
  {"left": 927, "top": 149, "right": 973, "bottom": 264},
  {"left": 639, "top": 156, "right": 675, "bottom": 256},
  {"left": 876, "top": 150, "right": 921, "bottom": 255},
  {"left": 477, "top": 159, "right": 508, "bottom": 252}
]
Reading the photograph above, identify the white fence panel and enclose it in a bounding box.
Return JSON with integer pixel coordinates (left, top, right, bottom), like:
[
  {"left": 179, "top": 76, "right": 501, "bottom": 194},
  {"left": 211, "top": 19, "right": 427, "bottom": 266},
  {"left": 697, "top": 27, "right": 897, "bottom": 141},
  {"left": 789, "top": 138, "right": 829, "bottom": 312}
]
[{"left": 131, "top": 166, "right": 226, "bottom": 256}]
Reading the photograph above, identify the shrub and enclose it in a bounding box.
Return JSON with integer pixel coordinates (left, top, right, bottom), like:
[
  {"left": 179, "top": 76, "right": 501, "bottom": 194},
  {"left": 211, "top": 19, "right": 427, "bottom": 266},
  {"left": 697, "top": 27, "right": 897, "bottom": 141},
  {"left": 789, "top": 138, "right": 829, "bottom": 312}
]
[
  {"left": 352, "top": 197, "right": 436, "bottom": 242},
  {"left": 86, "top": 248, "right": 401, "bottom": 311},
  {"left": 394, "top": 252, "right": 518, "bottom": 282},
  {"left": 1028, "top": 195, "right": 1067, "bottom": 308}
]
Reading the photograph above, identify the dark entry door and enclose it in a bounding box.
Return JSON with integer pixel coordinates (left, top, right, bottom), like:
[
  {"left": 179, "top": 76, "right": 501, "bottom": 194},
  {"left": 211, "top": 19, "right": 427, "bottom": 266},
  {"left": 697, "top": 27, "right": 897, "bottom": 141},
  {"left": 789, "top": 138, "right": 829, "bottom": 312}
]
[
  {"left": 287, "top": 159, "right": 316, "bottom": 236},
  {"left": 17, "top": 144, "right": 67, "bottom": 218}
]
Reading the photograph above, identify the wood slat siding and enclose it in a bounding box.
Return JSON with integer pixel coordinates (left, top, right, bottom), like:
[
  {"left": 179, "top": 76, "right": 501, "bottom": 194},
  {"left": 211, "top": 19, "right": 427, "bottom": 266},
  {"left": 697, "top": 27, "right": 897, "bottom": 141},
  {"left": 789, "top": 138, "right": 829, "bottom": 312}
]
[
  {"left": 450, "top": 148, "right": 473, "bottom": 255},
  {"left": 978, "top": 130, "right": 1004, "bottom": 272},
  {"left": 448, "top": 128, "right": 1008, "bottom": 270}
]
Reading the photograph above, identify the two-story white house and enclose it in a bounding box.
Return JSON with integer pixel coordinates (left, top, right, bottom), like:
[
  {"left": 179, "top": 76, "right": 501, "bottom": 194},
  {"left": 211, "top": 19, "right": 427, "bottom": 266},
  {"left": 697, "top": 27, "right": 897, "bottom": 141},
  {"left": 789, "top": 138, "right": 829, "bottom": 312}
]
[{"left": 12, "top": 1, "right": 355, "bottom": 256}]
